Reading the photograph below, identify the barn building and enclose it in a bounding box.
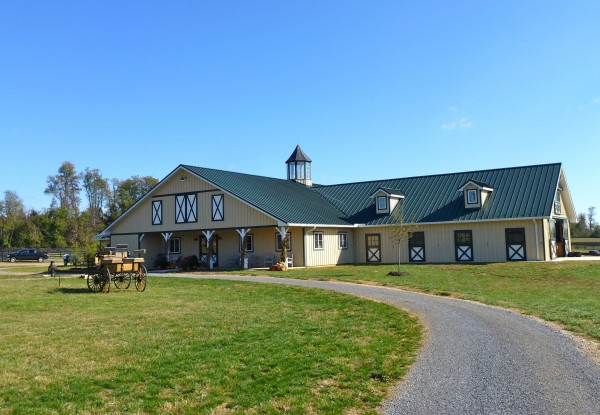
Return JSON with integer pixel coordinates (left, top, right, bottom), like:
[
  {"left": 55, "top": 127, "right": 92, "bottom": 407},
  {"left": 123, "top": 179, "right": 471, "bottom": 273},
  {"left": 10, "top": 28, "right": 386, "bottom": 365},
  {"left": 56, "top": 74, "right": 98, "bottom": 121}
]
[{"left": 100, "top": 146, "right": 576, "bottom": 268}]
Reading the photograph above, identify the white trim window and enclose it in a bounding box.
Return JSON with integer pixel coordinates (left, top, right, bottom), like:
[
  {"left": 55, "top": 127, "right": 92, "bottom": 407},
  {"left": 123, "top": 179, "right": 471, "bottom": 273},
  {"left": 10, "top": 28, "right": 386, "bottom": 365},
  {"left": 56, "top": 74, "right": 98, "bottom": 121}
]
[
  {"left": 212, "top": 194, "right": 224, "bottom": 221},
  {"left": 313, "top": 231, "right": 324, "bottom": 250},
  {"left": 175, "top": 194, "right": 197, "bottom": 223},
  {"left": 240, "top": 233, "right": 254, "bottom": 252},
  {"left": 377, "top": 196, "right": 388, "bottom": 210},
  {"left": 466, "top": 189, "right": 478, "bottom": 204},
  {"left": 276, "top": 232, "right": 292, "bottom": 252},
  {"left": 338, "top": 232, "right": 348, "bottom": 250},
  {"left": 152, "top": 200, "right": 162, "bottom": 225},
  {"left": 169, "top": 237, "right": 181, "bottom": 254},
  {"left": 554, "top": 193, "right": 562, "bottom": 215}
]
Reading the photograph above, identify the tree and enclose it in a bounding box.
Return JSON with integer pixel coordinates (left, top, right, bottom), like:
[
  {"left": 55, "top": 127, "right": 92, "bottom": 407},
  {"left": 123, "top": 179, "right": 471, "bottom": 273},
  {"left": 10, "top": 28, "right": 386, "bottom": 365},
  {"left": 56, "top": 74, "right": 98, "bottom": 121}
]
[
  {"left": 45, "top": 162, "right": 81, "bottom": 214},
  {"left": 108, "top": 175, "right": 158, "bottom": 220},
  {"left": 587, "top": 206, "right": 597, "bottom": 231},
  {"left": 82, "top": 168, "right": 109, "bottom": 229},
  {"left": 571, "top": 212, "right": 588, "bottom": 237},
  {"left": 388, "top": 201, "right": 418, "bottom": 274},
  {"left": 0, "top": 190, "right": 26, "bottom": 248}
]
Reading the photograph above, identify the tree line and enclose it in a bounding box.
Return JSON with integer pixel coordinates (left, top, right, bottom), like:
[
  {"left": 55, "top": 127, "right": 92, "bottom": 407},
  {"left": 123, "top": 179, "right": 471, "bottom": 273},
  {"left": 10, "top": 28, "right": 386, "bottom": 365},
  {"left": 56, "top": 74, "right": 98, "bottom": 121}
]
[
  {"left": 0, "top": 161, "right": 157, "bottom": 251},
  {"left": 570, "top": 206, "right": 600, "bottom": 238},
  {"left": 1, "top": 163, "right": 598, "bottom": 252}
]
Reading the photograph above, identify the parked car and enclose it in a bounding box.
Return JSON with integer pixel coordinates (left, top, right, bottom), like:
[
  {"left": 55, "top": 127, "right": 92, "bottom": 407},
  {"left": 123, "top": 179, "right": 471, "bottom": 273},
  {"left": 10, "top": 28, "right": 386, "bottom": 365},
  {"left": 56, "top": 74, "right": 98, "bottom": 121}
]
[
  {"left": 6, "top": 249, "right": 49, "bottom": 262},
  {"left": 588, "top": 250, "right": 600, "bottom": 256}
]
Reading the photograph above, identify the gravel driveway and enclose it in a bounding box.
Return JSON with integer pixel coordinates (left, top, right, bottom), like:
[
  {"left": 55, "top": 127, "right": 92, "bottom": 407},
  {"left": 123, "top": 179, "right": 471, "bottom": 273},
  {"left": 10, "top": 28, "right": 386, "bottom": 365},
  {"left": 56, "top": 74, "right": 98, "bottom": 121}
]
[{"left": 171, "top": 274, "right": 600, "bottom": 415}]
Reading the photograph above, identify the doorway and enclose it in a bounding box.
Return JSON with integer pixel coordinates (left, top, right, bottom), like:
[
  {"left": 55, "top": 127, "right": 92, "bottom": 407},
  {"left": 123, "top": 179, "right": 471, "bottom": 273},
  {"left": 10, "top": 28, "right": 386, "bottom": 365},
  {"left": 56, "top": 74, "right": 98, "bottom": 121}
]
[
  {"left": 200, "top": 234, "right": 219, "bottom": 267},
  {"left": 365, "top": 234, "right": 381, "bottom": 262}
]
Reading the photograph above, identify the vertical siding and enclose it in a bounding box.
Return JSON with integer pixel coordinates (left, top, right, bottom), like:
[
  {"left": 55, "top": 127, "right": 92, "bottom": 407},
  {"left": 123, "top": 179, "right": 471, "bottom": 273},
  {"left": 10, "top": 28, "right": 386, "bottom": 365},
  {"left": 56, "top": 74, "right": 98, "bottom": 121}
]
[
  {"left": 110, "top": 167, "right": 277, "bottom": 235},
  {"left": 355, "top": 220, "right": 545, "bottom": 263},
  {"left": 304, "top": 228, "right": 355, "bottom": 266},
  {"left": 110, "top": 234, "right": 140, "bottom": 252}
]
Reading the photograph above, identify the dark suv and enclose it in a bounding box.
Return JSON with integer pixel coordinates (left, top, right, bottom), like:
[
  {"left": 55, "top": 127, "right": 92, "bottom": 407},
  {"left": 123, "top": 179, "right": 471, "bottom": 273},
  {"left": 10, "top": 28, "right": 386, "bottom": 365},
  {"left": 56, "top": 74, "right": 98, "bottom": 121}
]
[{"left": 6, "top": 249, "right": 49, "bottom": 262}]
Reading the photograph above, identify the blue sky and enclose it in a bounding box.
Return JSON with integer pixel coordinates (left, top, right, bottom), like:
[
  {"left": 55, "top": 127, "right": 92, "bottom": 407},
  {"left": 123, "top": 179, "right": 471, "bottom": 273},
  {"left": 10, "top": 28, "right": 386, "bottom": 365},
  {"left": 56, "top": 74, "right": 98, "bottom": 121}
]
[{"left": 1, "top": 1, "right": 599, "bottom": 215}]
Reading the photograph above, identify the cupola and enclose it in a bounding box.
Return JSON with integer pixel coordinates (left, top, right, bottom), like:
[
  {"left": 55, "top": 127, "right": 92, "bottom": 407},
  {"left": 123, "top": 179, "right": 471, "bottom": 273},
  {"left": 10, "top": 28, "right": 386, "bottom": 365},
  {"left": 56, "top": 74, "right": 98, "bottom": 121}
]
[{"left": 286, "top": 145, "right": 312, "bottom": 186}]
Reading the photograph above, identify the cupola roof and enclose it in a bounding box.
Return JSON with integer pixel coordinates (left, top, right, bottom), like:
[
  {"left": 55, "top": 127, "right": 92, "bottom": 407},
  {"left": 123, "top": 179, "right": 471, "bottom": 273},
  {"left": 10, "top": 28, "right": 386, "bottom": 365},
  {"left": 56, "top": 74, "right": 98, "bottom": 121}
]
[{"left": 286, "top": 145, "right": 312, "bottom": 163}]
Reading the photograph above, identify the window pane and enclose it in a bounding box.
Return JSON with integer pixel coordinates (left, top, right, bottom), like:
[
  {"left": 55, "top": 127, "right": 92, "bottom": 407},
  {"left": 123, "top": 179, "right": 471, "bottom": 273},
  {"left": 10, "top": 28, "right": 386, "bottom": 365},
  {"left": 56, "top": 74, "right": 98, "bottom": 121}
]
[
  {"left": 467, "top": 189, "right": 478, "bottom": 204},
  {"left": 339, "top": 232, "right": 348, "bottom": 249},
  {"left": 456, "top": 231, "right": 472, "bottom": 245},
  {"left": 410, "top": 232, "right": 424, "bottom": 246},
  {"left": 314, "top": 232, "right": 323, "bottom": 249},
  {"left": 377, "top": 196, "right": 387, "bottom": 210}
]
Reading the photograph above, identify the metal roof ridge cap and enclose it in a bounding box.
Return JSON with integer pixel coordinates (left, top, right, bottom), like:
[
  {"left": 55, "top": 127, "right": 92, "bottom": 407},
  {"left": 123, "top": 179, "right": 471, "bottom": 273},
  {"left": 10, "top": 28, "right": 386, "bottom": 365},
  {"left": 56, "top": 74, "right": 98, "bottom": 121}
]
[{"left": 315, "top": 162, "right": 564, "bottom": 189}]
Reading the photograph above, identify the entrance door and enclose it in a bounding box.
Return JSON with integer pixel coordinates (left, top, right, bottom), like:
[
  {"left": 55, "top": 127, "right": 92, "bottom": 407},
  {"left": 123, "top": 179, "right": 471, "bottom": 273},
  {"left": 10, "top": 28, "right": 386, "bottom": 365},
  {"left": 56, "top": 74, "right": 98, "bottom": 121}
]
[
  {"left": 454, "top": 230, "right": 473, "bottom": 262},
  {"left": 409, "top": 232, "right": 425, "bottom": 262},
  {"left": 555, "top": 220, "right": 565, "bottom": 257},
  {"left": 365, "top": 234, "right": 381, "bottom": 262},
  {"left": 200, "top": 235, "right": 219, "bottom": 267},
  {"left": 506, "top": 228, "right": 526, "bottom": 261}
]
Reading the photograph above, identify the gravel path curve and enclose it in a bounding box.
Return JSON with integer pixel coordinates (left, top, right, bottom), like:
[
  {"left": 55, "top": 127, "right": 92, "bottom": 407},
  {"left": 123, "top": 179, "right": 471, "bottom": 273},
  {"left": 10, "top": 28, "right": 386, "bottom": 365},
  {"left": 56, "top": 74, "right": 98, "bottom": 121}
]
[{"left": 168, "top": 274, "right": 600, "bottom": 415}]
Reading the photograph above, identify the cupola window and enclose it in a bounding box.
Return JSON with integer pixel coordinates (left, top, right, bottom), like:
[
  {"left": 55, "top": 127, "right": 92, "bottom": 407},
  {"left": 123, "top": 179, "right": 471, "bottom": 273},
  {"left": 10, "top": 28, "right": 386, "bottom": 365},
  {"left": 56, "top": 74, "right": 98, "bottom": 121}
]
[{"left": 286, "top": 145, "right": 312, "bottom": 186}]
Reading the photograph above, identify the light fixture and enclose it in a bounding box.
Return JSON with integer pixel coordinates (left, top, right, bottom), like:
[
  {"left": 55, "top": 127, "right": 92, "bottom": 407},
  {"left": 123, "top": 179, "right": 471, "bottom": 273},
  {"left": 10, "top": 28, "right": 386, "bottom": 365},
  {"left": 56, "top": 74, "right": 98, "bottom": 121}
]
[{"left": 180, "top": 175, "right": 187, "bottom": 181}]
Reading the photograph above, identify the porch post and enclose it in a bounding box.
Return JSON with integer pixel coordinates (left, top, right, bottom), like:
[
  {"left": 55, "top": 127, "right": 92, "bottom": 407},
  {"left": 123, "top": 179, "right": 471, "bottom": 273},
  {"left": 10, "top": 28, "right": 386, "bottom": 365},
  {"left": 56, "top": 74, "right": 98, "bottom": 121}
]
[
  {"left": 161, "top": 232, "right": 172, "bottom": 260},
  {"left": 236, "top": 228, "right": 251, "bottom": 269},
  {"left": 276, "top": 226, "right": 289, "bottom": 263},
  {"left": 202, "top": 230, "right": 215, "bottom": 269}
]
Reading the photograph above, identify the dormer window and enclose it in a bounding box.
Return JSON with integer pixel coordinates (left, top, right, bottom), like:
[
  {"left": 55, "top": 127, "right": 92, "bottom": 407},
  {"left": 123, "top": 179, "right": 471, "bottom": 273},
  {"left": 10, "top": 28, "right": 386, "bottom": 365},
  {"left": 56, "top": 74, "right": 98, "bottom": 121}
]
[
  {"left": 371, "top": 187, "right": 405, "bottom": 215},
  {"left": 458, "top": 180, "right": 493, "bottom": 210},
  {"left": 466, "top": 189, "right": 478, "bottom": 205}
]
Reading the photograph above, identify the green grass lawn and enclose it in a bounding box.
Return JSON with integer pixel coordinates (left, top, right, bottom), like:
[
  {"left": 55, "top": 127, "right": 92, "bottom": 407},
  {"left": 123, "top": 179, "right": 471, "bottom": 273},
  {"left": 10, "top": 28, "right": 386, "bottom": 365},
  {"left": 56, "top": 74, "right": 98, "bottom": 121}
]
[
  {"left": 235, "top": 261, "right": 600, "bottom": 341},
  {"left": 0, "top": 263, "right": 78, "bottom": 279},
  {"left": 0, "top": 276, "right": 421, "bottom": 415}
]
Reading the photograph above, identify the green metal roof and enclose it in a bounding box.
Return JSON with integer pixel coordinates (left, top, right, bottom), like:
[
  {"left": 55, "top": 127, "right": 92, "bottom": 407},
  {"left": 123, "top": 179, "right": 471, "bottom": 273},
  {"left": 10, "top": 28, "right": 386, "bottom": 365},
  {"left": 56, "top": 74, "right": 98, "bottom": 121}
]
[
  {"left": 184, "top": 163, "right": 563, "bottom": 227},
  {"left": 313, "top": 163, "right": 563, "bottom": 226},
  {"left": 183, "top": 165, "right": 351, "bottom": 225}
]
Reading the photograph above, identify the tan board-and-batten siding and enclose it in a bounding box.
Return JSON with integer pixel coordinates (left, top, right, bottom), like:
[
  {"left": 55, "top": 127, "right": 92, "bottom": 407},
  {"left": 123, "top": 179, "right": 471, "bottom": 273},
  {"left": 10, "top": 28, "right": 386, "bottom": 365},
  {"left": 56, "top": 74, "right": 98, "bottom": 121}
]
[
  {"left": 109, "top": 168, "right": 278, "bottom": 235},
  {"left": 354, "top": 219, "right": 546, "bottom": 263}
]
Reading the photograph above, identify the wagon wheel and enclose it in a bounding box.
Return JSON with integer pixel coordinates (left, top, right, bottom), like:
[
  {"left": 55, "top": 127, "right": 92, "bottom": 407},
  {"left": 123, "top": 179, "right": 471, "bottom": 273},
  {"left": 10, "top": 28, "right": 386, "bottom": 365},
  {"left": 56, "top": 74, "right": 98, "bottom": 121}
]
[
  {"left": 114, "top": 272, "right": 132, "bottom": 289},
  {"left": 100, "top": 265, "right": 111, "bottom": 293},
  {"left": 135, "top": 265, "right": 147, "bottom": 292},
  {"left": 87, "top": 272, "right": 103, "bottom": 292}
]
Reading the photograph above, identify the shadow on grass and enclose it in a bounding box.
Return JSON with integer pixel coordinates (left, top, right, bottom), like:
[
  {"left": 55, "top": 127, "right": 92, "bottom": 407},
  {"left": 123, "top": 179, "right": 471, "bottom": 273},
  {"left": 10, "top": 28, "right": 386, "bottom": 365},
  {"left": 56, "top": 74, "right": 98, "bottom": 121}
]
[{"left": 49, "top": 287, "right": 95, "bottom": 295}]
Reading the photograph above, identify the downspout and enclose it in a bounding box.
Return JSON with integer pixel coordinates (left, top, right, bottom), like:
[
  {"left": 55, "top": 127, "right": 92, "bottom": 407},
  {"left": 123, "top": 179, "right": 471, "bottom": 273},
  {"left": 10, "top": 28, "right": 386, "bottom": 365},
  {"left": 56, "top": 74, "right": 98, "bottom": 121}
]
[{"left": 533, "top": 219, "right": 540, "bottom": 261}]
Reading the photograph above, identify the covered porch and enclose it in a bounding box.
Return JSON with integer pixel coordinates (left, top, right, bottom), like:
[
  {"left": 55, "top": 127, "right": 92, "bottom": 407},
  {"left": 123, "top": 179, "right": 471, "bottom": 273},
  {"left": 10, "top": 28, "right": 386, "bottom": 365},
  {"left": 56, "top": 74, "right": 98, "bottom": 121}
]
[{"left": 134, "top": 226, "right": 304, "bottom": 270}]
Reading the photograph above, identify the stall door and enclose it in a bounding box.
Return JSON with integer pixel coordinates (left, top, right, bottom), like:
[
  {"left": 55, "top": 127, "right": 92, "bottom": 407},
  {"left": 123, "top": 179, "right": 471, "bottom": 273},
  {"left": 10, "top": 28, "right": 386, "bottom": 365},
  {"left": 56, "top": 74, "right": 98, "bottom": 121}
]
[
  {"left": 366, "top": 234, "right": 381, "bottom": 262},
  {"left": 454, "top": 230, "right": 473, "bottom": 262},
  {"left": 506, "top": 228, "right": 526, "bottom": 261},
  {"left": 409, "top": 232, "right": 426, "bottom": 262}
]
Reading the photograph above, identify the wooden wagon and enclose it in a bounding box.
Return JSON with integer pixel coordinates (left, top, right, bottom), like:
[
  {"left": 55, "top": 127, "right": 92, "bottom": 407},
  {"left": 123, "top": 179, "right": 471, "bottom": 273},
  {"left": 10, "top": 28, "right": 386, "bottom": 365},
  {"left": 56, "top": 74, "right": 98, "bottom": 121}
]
[{"left": 87, "top": 245, "right": 147, "bottom": 293}]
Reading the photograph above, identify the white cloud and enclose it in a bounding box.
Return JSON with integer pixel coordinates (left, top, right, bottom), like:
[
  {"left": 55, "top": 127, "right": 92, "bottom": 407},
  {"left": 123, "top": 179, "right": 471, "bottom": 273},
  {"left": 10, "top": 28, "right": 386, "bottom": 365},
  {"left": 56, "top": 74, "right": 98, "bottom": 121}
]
[
  {"left": 442, "top": 118, "right": 473, "bottom": 130},
  {"left": 592, "top": 98, "right": 600, "bottom": 104}
]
